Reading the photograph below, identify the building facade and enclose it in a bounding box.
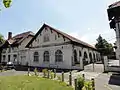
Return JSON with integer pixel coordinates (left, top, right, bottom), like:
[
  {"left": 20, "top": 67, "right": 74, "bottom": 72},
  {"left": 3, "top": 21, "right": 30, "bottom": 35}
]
[
  {"left": 107, "top": 1, "right": 120, "bottom": 60},
  {"left": 26, "top": 24, "right": 100, "bottom": 69},
  {"left": 0, "top": 31, "right": 34, "bottom": 65},
  {"left": 1, "top": 24, "right": 101, "bottom": 70}
]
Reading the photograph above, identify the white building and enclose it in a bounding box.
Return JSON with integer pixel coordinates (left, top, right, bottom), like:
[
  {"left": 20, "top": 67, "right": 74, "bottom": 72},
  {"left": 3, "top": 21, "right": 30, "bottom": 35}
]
[
  {"left": 1, "top": 24, "right": 100, "bottom": 70},
  {"left": 107, "top": 1, "right": 120, "bottom": 60},
  {"left": 0, "top": 31, "right": 34, "bottom": 65}
]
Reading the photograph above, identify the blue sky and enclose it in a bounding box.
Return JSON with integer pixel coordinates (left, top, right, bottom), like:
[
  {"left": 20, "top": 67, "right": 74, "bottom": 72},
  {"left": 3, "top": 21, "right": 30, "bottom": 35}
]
[{"left": 0, "top": 0, "right": 119, "bottom": 46}]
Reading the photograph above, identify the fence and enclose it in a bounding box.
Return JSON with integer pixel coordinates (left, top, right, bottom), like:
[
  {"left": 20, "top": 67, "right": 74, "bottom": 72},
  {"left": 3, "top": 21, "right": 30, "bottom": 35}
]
[
  {"left": 28, "top": 68, "right": 95, "bottom": 90},
  {"left": 104, "top": 56, "right": 120, "bottom": 72}
]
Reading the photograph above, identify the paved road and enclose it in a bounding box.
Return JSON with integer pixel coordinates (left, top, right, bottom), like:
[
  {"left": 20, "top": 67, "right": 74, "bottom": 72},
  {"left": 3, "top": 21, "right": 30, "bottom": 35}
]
[
  {"left": 95, "top": 73, "right": 120, "bottom": 90},
  {"left": 84, "top": 63, "right": 120, "bottom": 90},
  {"left": 0, "top": 70, "right": 27, "bottom": 76}
]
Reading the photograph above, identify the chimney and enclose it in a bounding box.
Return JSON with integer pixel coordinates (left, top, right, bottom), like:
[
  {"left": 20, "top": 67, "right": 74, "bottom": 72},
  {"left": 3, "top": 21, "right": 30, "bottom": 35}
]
[{"left": 8, "top": 32, "right": 12, "bottom": 40}]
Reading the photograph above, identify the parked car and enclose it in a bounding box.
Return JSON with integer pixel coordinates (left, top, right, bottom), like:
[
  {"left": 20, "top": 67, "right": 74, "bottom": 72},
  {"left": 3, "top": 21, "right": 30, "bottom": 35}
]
[{"left": 6, "top": 62, "right": 15, "bottom": 69}]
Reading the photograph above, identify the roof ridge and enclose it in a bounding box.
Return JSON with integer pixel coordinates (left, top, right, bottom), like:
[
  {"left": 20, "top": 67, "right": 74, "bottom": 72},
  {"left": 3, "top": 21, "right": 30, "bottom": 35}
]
[
  {"left": 13, "top": 31, "right": 33, "bottom": 38},
  {"left": 109, "top": 1, "right": 120, "bottom": 8},
  {"left": 45, "top": 24, "right": 95, "bottom": 49}
]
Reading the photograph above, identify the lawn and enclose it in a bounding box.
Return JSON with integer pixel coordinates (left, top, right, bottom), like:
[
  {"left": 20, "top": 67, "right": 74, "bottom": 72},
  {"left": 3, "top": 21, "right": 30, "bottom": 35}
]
[{"left": 0, "top": 75, "right": 73, "bottom": 90}]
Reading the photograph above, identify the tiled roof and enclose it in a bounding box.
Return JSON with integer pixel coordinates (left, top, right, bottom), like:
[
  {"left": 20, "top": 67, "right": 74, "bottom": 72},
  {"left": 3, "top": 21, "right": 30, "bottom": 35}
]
[
  {"left": 109, "top": 1, "right": 120, "bottom": 8},
  {"left": 26, "top": 24, "right": 96, "bottom": 49},
  {"left": 2, "top": 31, "right": 34, "bottom": 48},
  {"left": 12, "top": 31, "right": 34, "bottom": 45},
  {"left": 45, "top": 24, "right": 96, "bottom": 49}
]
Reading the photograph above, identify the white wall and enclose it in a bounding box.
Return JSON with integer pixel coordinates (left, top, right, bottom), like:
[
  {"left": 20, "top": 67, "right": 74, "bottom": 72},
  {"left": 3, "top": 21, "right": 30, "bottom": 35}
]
[
  {"left": 31, "top": 27, "right": 70, "bottom": 47},
  {"left": 115, "top": 22, "right": 120, "bottom": 59},
  {"left": 27, "top": 44, "right": 73, "bottom": 69},
  {"left": 1, "top": 35, "right": 33, "bottom": 63}
]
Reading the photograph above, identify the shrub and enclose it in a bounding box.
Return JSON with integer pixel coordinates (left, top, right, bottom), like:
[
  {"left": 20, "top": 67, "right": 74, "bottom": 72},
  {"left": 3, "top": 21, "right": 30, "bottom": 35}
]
[
  {"left": 34, "top": 68, "right": 38, "bottom": 76},
  {"left": 82, "top": 81, "right": 93, "bottom": 90},
  {"left": 77, "top": 75, "right": 84, "bottom": 90},
  {"left": 50, "top": 71, "right": 54, "bottom": 79},
  {"left": 57, "top": 76, "right": 62, "bottom": 81},
  {"left": 42, "top": 69, "right": 48, "bottom": 78}
]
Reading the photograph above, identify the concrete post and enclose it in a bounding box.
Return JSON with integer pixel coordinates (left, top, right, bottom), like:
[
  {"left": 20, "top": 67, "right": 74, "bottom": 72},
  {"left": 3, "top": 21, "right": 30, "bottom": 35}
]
[
  {"left": 47, "top": 70, "right": 50, "bottom": 78},
  {"left": 69, "top": 71, "right": 72, "bottom": 86},
  {"left": 27, "top": 68, "right": 30, "bottom": 76},
  {"left": 74, "top": 79, "right": 77, "bottom": 90},
  {"left": 91, "top": 78, "right": 95, "bottom": 90},
  {"left": 54, "top": 69, "right": 56, "bottom": 78},
  {"left": 80, "top": 57, "right": 84, "bottom": 70},
  {"left": 103, "top": 56, "right": 108, "bottom": 72},
  {"left": 62, "top": 72, "right": 64, "bottom": 82},
  {"left": 82, "top": 74, "right": 85, "bottom": 81}
]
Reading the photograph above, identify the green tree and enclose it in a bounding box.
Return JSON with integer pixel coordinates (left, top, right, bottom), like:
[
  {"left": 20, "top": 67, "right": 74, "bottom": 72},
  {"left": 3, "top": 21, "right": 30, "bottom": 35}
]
[
  {"left": 0, "top": 33, "right": 4, "bottom": 45},
  {"left": 0, "top": 0, "right": 12, "bottom": 9},
  {"left": 3, "top": 0, "right": 12, "bottom": 8},
  {"left": 0, "top": 33, "right": 4, "bottom": 63},
  {"left": 95, "top": 35, "right": 113, "bottom": 56}
]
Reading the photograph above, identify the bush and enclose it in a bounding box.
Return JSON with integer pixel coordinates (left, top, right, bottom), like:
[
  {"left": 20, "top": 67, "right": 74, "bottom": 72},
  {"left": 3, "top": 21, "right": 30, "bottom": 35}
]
[
  {"left": 42, "top": 69, "right": 48, "bottom": 78},
  {"left": 82, "top": 81, "right": 93, "bottom": 90},
  {"left": 50, "top": 71, "right": 54, "bottom": 79},
  {"left": 57, "top": 76, "right": 62, "bottom": 81},
  {"left": 34, "top": 68, "right": 38, "bottom": 76},
  {"left": 77, "top": 75, "right": 84, "bottom": 90}
]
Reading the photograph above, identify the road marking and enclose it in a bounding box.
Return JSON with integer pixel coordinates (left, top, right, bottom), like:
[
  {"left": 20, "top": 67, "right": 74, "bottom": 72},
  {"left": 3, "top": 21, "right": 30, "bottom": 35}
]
[{"left": 104, "top": 84, "right": 112, "bottom": 90}]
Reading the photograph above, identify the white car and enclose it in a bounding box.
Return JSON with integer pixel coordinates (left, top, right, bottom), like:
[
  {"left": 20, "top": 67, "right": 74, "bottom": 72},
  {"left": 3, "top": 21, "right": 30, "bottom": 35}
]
[{"left": 6, "top": 62, "right": 15, "bottom": 69}]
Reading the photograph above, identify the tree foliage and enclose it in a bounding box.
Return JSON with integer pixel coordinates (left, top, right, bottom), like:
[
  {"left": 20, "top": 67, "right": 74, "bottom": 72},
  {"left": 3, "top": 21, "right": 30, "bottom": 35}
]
[
  {"left": 0, "top": 33, "right": 4, "bottom": 45},
  {"left": 95, "top": 35, "right": 113, "bottom": 56},
  {"left": 3, "top": 0, "right": 12, "bottom": 8}
]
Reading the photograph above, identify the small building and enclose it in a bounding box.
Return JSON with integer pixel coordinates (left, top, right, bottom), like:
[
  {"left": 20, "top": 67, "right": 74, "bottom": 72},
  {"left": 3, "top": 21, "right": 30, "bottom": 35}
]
[
  {"left": 107, "top": 1, "right": 120, "bottom": 60},
  {"left": 1, "top": 24, "right": 100, "bottom": 70},
  {"left": 0, "top": 31, "right": 34, "bottom": 65}
]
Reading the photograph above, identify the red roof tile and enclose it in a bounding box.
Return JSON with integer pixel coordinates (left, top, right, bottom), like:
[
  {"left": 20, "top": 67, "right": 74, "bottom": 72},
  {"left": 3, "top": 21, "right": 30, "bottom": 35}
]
[{"left": 4, "top": 31, "right": 34, "bottom": 47}]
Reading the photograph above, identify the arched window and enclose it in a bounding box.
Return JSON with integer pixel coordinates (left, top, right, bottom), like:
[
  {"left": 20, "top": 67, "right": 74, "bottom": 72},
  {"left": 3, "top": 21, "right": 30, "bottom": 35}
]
[
  {"left": 34, "top": 52, "right": 39, "bottom": 62},
  {"left": 93, "top": 53, "right": 95, "bottom": 60},
  {"left": 55, "top": 50, "right": 63, "bottom": 62},
  {"left": 89, "top": 53, "right": 92, "bottom": 63},
  {"left": 43, "top": 51, "right": 49, "bottom": 62},
  {"left": 79, "top": 51, "right": 82, "bottom": 57},
  {"left": 74, "top": 50, "right": 77, "bottom": 63},
  {"left": 84, "top": 52, "right": 88, "bottom": 59}
]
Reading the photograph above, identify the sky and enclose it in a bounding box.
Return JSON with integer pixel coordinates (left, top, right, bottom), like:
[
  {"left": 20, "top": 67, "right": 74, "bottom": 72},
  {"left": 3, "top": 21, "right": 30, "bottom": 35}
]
[{"left": 0, "top": 0, "right": 119, "bottom": 46}]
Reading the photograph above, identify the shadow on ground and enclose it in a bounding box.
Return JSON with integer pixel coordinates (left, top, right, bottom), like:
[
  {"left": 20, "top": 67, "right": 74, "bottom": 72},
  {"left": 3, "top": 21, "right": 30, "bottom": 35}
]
[
  {"left": 15, "top": 65, "right": 81, "bottom": 73},
  {"left": 108, "top": 73, "right": 120, "bottom": 86}
]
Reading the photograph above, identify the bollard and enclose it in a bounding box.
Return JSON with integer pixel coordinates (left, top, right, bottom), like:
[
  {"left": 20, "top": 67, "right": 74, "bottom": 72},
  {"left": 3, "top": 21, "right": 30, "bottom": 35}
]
[
  {"left": 70, "top": 71, "right": 72, "bottom": 75},
  {"left": 34, "top": 68, "right": 38, "bottom": 76},
  {"left": 54, "top": 69, "right": 56, "bottom": 78},
  {"left": 62, "top": 72, "right": 64, "bottom": 82},
  {"left": 28, "top": 68, "right": 30, "bottom": 76},
  {"left": 91, "top": 78, "right": 95, "bottom": 90},
  {"left": 69, "top": 71, "right": 72, "bottom": 86},
  {"left": 43, "top": 70, "right": 45, "bottom": 77},
  {"left": 47, "top": 70, "right": 50, "bottom": 78},
  {"left": 82, "top": 74, "right": 85, "bottom": 81},
  {"left": 74, "top": 79, "right": 77, "bottom": 90}
]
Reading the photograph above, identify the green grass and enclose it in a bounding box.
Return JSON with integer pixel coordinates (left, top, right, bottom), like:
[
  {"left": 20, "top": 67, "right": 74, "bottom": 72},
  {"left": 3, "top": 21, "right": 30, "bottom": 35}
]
[{"left": 0, "top": 75, "right": 73, "bottom": 90}]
